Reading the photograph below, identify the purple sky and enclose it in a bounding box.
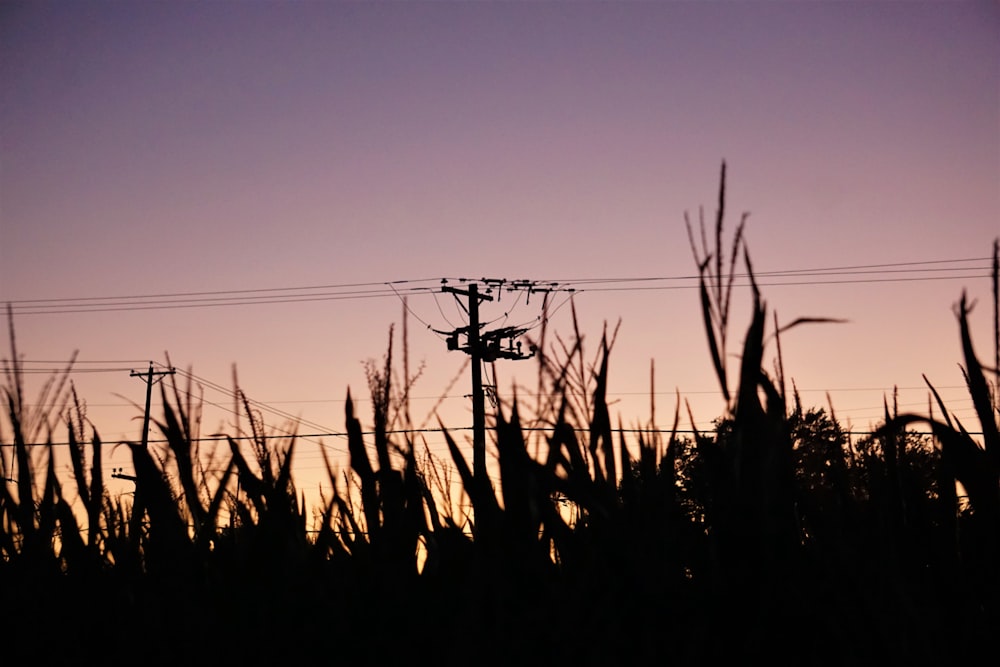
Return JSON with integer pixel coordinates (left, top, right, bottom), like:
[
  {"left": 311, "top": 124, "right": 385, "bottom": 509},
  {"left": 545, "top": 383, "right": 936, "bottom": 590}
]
[{"left": 2, "top": 1, "right": 998, "bottom": 499}]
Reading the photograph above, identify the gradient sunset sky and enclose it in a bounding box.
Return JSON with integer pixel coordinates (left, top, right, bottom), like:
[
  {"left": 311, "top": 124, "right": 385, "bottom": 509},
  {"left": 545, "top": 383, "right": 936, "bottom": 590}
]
[{"left": 2, "top": 1, "right": 998, "bottom": 497}]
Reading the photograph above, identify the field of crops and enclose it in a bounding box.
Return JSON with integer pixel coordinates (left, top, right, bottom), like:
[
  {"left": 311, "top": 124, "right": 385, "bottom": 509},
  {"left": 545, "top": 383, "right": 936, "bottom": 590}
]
[{"left": 3, "top": 173, "right": 997, "bottom": 665}]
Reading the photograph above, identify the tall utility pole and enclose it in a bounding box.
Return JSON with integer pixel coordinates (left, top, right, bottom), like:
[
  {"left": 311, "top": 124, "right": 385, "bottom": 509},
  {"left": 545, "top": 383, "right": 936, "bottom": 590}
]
[
  {"left": 442, "top": 283, "right": 492, "bottom": 488},
  {"left": 130, "top": 362, "right": 175, "bottom": 448},
  {"left": 441, "top": 281, "right": 537, "bottom": 495}
]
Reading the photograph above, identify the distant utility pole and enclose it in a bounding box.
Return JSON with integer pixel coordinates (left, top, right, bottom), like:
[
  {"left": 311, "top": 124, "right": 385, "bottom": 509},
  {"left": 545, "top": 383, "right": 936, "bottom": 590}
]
[
  {"left": 130, "top": 362, "right": 175, "bottom": 448},
  {"left": 440, "top": 281, "right": 536, "bottom": 494}
]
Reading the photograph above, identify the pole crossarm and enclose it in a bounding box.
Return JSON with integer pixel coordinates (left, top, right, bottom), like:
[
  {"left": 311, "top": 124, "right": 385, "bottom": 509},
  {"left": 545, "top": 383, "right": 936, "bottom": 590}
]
[{"left": 111, "top": 468, "right": 138, "bottom": 483}]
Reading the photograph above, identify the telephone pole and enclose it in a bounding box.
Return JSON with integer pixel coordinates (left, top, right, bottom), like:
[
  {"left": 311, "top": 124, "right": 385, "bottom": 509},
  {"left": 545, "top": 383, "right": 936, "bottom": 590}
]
[
  {"left": 442, "top": 282, "right": 491, "bottom": 488},
  {"left": 130, "top": 362, "right": 175, "bottom": 448},
  {"left": 440, "top": 281, "right": 537, "bottom": 495}
]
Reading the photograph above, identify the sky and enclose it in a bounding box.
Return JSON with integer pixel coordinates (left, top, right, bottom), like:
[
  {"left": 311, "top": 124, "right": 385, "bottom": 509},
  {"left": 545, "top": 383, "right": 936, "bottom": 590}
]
[{"left": 1, "top": 0, "right": 998, "bottom": 504}]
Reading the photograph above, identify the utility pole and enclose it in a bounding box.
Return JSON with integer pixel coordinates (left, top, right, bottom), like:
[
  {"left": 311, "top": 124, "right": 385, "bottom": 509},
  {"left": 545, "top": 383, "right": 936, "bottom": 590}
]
[
  {"left": 130, "top": 362, "right": 175, "bottom": 448},
  {"left": 440, "top": 281, "right": 537, "bottom": 495},
  {"left": 442, "top": 282, "right": 492, "bottom": 488}
]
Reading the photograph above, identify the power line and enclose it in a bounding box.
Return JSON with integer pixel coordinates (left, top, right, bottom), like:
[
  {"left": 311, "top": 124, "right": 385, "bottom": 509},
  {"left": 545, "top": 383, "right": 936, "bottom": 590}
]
[
  {"left": 4, "top": 426, "right": 469, "bottom": 448},
  {"left": 7, "top": 359, "right": 155, "bottom": 364},
  {"left": 7, "top": 424, "right": 990, "bottom": 449},
  {"left": 5, "top": 284, "right": 442, "bottom": 316},
  {"left": 3, "top": 259, "right": 992, "bottom": 454},
  {"left": 3, "top": 257, "right": 992, "bottom": 316},
  {"left": 583, "top": 273, "right": 989, "bottom": 293},
  {"left": 4, "top": 278, "right": 443, "bottom": 305},
  {"left": 162, "top": 365, "right": 350, "bottom": 455},
  {"left": 387, "top": 283, "right": 435, "bottom": 329},
  {"left": 542, "top": 256, "right": 993, "bottom": 285},
  {"left": 7, "top": 371, "right": 984, "bottom": 419},
  {"left": 0, "top": 366, "right": 135, "bottom": 374}
]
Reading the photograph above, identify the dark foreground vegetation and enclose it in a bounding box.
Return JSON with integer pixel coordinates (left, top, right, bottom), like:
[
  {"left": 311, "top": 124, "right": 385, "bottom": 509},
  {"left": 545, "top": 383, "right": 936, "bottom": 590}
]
[{"left": 3, "top": 171, "right": 998, "bottom": 665}]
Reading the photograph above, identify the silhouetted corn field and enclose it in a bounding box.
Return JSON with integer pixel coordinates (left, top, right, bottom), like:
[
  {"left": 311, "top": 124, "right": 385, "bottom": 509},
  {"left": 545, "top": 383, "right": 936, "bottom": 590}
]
[{"left": 3, "top": 169, "right": 998, "bottom": 665}]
